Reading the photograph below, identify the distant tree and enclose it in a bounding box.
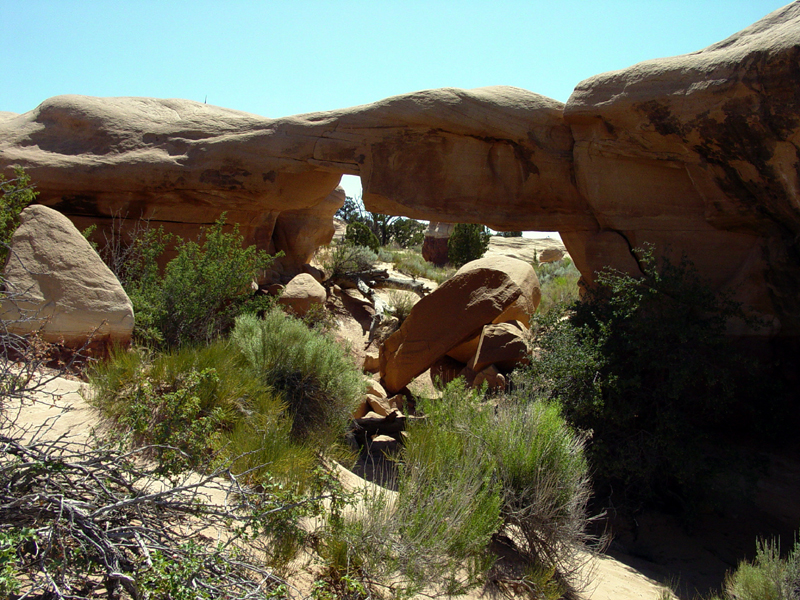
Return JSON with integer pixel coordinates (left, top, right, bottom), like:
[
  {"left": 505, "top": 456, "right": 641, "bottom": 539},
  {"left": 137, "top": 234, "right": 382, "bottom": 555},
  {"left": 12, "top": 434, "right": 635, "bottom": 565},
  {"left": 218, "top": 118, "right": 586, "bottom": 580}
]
[
  {"left": 497, "top": 231, "right": 523, "bottom": 238},
  {"left": 344, "top": 221, "right": 380, "bottom": 253},
  {"left": 448, "top": 224, "right": 491, "bottom": 267},
  {"left": 335, "top": 196, "right": 363, "bottom": 223},
  {"left": 337, "top": 194, "right": 425, "bottom": 248}
]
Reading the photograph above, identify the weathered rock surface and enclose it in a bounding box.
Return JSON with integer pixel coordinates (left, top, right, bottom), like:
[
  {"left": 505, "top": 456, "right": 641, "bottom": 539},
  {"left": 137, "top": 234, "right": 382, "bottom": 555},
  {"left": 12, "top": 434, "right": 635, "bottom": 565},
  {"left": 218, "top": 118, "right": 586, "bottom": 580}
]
[
  {"left": 469, "top": 321, "right": 529, "bottom": 373},
  {"left": 277, "top": 273, "right": 326, "bottom": 316},
  {"left": 2, "top": 4, "right": 799, "bottom": 338},
  {"left": 379, "top": 256, "right": 540, "bottom": 393},
  {"left": 422, "top": 222, "right": 454, "bottom": 265},
  {"left": 563, "top": 3, "right": 800, "bottom": 336},
  {"left": 1, "top": 205, "right": 134, "bottom": 349}
]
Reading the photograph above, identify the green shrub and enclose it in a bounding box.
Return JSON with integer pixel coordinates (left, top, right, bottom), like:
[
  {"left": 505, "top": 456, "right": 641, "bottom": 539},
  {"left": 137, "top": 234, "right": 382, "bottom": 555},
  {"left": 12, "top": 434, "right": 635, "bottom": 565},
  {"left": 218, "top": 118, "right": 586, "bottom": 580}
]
[
  {"left": 448, "top": 223, "right": 491, "bottom": 267},
  {"left": 231, "top": 311, "right": 364, "bottom": 443},
  {"left": 387, "top": 290, "right": 418, "bottom": 325},
  {"left": 104, "top": 215, "right": 276, "bottom": 349},
  {"left": 344, "top": 221, "right": 380, "bottom": 253},
  {"left": 0, "top": 167, "right": 36, "bottom": 265},
  {"left": 497, "top": 230, "right": 523, "bottom": 237},
  {"left": 535, "top": 257, "right": 581, "bottom": 315},
  {"left": 391, "top": 250, "right": 455, "bottom": 284},
  {"left": 89, "top": 341, "right": 268, "bottom": 472},
  {"left": 319, "top": 379, "right": 593, "bottom": 597},
  {"left": 517, "top": 245, "right": 760, "bottom": 513},
  {"left": 323, "top": 243, "right": 378, "bottom": 278},
  {"left": 391, "top": 217, "right": 426, "bottom": 248},
  {"left": 710, "top": 534, "right": 800, "bottom": 600}
]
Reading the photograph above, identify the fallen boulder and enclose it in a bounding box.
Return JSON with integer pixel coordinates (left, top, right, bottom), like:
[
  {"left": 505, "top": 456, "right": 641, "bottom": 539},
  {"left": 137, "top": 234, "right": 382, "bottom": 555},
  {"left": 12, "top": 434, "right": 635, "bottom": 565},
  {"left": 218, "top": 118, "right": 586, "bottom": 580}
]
[
  {"left": 379, "top": 255, "right": 540, "bottom": 393},
  {"left": 277, "top": 273, "right": 326, "bottom": 317}
]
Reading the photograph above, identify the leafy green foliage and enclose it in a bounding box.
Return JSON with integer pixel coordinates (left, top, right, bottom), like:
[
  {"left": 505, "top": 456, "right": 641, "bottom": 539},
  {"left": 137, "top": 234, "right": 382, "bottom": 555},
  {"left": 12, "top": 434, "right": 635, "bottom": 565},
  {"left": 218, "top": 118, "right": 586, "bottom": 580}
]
[
  {"left": 108, "top": 214, "right": 276, "bottom": 348},
  {"left": 710, "top": 534, "right": 800, "bottom": 600},
  {"left": 232, "top": 311, "right": 364, "bottom": 442},
  {"left": 337, "top": 195, "right": 425, "bottom": 248},
  {"left": 344, "top": 221, "right": 380, "bottom": 253},
  {"left": 518, "top": 245, "right": 760, "bottom": 512},
  {"left": 322, "top": 243, "right": 379, "bottom": 278},
  {"left": 0, "top": 528, "right": 33, "bottom": 597},
  {"left": 447, "top": 223, "right": 491, "bottom": 267},
  {"left": 390, "top": 249, "right": 456, "bottom": 284},
  {"left": 535, "top": 257, "right": 581, "bottom": 315},
  {"left": 0, "top": 167, "right": 36, "bottom": 265},
  {"left": 89, "top": 342, "right": 268, "bottom": 472}
]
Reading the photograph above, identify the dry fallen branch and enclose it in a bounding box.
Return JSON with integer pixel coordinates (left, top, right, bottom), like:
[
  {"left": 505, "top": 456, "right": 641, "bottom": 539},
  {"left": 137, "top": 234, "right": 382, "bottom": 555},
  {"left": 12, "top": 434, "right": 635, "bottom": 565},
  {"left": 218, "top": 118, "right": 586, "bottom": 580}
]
[{"left": 0, "top": 412, "right": 327, "bottom": 600}]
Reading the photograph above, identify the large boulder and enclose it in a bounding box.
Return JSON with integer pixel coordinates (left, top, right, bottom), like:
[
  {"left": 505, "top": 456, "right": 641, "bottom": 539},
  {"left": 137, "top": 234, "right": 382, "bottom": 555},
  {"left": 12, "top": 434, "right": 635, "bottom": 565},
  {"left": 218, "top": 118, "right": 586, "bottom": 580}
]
[
  {"left": 1, "top": 205, "right": 134, "bottom": 349},
  {"left": 379, "top": 255, "right": 539, "bottom": 393},
  {"left": 468, "top": 321, "right": 530, "bottom": 373},
  {"left": 277, "top": 273, "right": 326, "bottom": 317}
]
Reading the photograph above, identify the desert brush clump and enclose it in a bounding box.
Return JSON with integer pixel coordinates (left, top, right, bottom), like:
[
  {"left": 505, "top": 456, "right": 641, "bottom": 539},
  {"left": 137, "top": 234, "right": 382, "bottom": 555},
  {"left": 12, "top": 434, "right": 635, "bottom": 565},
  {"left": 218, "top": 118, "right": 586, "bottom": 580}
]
[
  {"left": 317, "top": 379, "right": 594, "bottom": 598},
  {"left": 231, "top": 310, "right": 364, "bottom": 443},
  {"left": 390, "top": 249, "right": 455, "bottom": 284},
  {"left": 0, "top": 167, "right": 36, "bottom": 265},
  {"left": 102, "top": 213, "right": 276, "bottom": 349},
  {"left": 88, "top": 341, "right": 268, "bottom": 473},
  {"left": 709, "top": 533, "right": 800, "bottom": 600},
  {"left": 535, "top": 257, "right": 581, "bottom": 315},
  {"left": 322, "top": 242, "right": 379, "bottom": 278},
  {"left": 516, "top": 244, "right": 764, "bottom": 513}
]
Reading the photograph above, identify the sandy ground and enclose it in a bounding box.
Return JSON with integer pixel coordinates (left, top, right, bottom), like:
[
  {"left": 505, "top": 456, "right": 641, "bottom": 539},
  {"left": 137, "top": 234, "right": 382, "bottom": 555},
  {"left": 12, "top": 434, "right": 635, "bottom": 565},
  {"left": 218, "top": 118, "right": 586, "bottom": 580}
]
[{"left": 6, "top": 373, "right": 674, "bottom": 600}]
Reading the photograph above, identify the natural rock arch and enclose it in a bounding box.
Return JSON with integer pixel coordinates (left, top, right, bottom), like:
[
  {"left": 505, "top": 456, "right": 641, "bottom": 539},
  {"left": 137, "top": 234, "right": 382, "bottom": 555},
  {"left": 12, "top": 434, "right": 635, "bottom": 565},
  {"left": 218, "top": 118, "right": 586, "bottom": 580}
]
[{"left": 1, "top": 3, "right": 799, "bottom": 339}]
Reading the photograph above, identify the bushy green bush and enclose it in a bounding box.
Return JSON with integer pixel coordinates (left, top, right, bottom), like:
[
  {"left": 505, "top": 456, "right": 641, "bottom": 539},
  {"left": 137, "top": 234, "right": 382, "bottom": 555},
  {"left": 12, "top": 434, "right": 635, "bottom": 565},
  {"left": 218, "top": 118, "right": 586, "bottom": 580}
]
[
  {"left": 448, "top": 223, "right": 491, "bottom": 267},
  {"left": 104, "top": 214, "right": 275, "bottom": 348},
  {"left": 231, "top": 311, "right": 364, "bottom": 442},
  {"left": 319, "top": 379, "right": 593, "bottom": 597},
  {"left": 517, "top": 245, "right": 759, "bottom": 512},
  {"left": 391, "top": 250, "right": 455, "bottom": 284},
  {"left": 89, "top": 342, "right": 268, "bottom": 472},
  {"left": 535, "top": 257, "right": 581, "bottom": 315},
  {"left": 710, "top": 534, "right": 800, "bottom": 600},
  {"left": 344, "top": 221, "right": 380, "bottom": 253},
  {"left": 0, "top": 167, "right": 36, "bottom": 265},
  {"left": 322, "top": 243, "right": 379, "bottom": 278}
]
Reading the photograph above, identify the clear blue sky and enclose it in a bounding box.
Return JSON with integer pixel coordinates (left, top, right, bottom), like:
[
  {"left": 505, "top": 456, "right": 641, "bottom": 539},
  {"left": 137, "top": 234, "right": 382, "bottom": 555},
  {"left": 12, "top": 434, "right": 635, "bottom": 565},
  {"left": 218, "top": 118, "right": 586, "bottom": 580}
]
[{"left": 1, "top": 1, "right": 789, "bottom": 118}]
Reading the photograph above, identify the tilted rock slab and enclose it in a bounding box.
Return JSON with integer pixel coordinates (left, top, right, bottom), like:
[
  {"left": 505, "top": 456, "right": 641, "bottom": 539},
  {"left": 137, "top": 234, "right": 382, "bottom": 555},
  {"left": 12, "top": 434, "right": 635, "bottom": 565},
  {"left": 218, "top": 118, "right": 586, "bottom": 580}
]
[
  {"left": 379, "top": 256, "right": 540, "bottom": 394},
  {"left": 1, "top": 205, "right": 133, "bottom": 349},
  {"left": 2, "top": 4, "right": 800, "bottom": 336}
]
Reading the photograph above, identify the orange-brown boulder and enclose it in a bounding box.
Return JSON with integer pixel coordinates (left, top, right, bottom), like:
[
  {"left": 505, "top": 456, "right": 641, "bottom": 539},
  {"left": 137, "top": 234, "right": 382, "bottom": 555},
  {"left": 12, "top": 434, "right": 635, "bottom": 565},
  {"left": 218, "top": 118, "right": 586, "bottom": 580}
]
[
  {"left": 469, "top": 321, "right": 530, "bottom": 374},
  {"left": 379, "top": 255, "right": 540, "bottom": 394}
]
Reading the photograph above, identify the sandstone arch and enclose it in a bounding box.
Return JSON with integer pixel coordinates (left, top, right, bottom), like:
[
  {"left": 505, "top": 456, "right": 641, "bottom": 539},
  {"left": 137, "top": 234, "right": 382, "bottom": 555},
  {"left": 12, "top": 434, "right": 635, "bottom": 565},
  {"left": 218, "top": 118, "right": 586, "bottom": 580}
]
[{"left": 1, "top": 3, "right": 799, "bottom": 338}]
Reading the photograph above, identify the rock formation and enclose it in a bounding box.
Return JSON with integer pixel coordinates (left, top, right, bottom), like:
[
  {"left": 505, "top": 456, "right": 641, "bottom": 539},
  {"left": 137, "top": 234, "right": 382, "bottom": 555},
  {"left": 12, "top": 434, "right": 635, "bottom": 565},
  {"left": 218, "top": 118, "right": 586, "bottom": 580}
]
[
  {"left": 379, "top": 256, "right": 540, "bottom": 394},
  {"left": 1, "top": 205, "right": 134, "bottom": 350},
  {"left": 1, "top": 3, "right": 798, "bottom": 339},
  {"left": 421, "top": 222, "right": 454, "bottom": 265}
]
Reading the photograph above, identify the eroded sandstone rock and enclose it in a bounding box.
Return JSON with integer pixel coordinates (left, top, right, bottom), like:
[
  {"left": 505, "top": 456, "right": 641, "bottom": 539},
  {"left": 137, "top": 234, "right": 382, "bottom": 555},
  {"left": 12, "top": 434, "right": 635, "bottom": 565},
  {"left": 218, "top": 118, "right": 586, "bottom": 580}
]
[
  {"left": 277, "top": 273, "right": 326, "bottom": 317},
  {"left": 379, "top": 255, "right": 540, "bottom": 393},
  {"left": 1, "top": 205, "right": 134, "bottom": 349}
]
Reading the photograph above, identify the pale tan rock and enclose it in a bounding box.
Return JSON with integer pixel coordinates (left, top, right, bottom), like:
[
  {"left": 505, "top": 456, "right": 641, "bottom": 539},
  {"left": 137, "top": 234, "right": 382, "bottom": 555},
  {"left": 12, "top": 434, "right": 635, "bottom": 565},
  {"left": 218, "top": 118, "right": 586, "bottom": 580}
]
[
  {"left": 563, "top": 3, "right": 800, "bottom": 334},
  {"left": 473, "top": 365, "right": 506, "bottom": 392},
  {"left": 364, "top": 378, "right": 386, "bottom": 399},
  {"left": 363, "top": 350, "right": 380, "bottom": 373},
  {"left": 277, "top": 273, "right": 326, "bottom": 317},
  {"left": 469, "top": 321, "right": 530, "bottom": 373},
  {"left": 1, "top": 205, "right": 133, "bottom": 349},
  {"left": 538, "top": 248, "right": 565, "bottom": 263},
  {"left": 380, "top": 255, "right": 540, "bottom": 393},
  {"left": 366, "top": 394, "right": 394, "bottom": 417},
  {"left": 273, "top": 187, "right": 344, "bottom": 276}
]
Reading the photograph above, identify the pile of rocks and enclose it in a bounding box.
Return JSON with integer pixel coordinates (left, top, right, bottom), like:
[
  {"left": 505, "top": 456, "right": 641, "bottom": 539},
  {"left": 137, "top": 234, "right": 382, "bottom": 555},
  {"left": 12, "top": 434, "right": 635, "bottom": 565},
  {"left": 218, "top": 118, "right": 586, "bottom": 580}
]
[{"left": 379, "top": 255, "right": 539, "bottom": 394}]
